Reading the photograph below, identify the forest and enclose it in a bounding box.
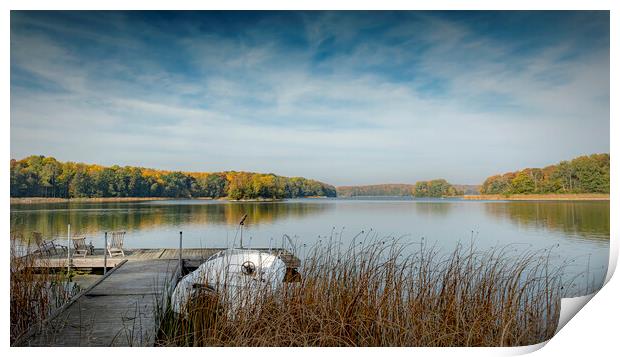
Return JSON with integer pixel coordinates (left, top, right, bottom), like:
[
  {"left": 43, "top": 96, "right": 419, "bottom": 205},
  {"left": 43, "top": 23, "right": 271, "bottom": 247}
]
[
  {"left": 480, "top": 153, "right": 610, "bottom": 195},
  {"left": 337, "top": 180, "right": 462, "bottom": 198},
  {"left": 10, "top": 155, "right": 337, "bottom": 200}
]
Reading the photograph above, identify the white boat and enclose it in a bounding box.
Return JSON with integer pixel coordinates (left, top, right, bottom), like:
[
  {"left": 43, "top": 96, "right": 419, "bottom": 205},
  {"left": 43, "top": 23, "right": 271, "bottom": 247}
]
[
  {"left": 171, "top": 248, "right": 287, "bottom": 314},
  {"left": 171, "top": 215, "right": 289, "bottom": 314}
]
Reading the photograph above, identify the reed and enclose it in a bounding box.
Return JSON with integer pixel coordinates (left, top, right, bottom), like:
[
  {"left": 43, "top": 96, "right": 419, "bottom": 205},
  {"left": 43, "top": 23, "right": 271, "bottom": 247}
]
[
  {"left": 10, "top": 233, "right": 78, "bottom": 344},
  {"left": 157, "top": 235, "right": 565, "bottom": 347}
]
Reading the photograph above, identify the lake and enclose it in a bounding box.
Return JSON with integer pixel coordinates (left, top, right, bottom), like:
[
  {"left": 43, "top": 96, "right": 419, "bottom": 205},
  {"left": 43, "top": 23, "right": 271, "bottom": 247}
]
[{"left": 10, "top": 197, "right": 609, "bottom": 295}]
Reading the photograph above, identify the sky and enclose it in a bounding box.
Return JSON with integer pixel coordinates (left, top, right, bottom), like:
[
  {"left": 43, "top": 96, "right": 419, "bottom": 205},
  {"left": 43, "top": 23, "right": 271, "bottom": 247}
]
[{"left": 10, "top": 11, "right": 610, "bottom": 186}]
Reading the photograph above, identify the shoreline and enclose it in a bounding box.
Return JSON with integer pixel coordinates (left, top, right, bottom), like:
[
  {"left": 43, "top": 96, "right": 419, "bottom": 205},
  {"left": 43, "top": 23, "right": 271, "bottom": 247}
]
[
  {"left": 11, "top": 193, "right": 610, "bottom": 204},
  {"left": 10, "top": 196, "right": 328, "bottom": 204},
  {"left": 10, "top": 197, "right": 176, "bottom": 204},
  {"left": 463, "top": 193, "right": 609, "bottom": 201},
  {"left": 219, "top": 197, "right": 284, "bottom": 202}
]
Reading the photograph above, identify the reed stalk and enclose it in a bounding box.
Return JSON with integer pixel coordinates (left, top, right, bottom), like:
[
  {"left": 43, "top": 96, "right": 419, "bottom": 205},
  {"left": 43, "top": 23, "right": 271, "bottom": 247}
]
[{"left": 10, "top": 232, "right": 78, "bottom": 344}]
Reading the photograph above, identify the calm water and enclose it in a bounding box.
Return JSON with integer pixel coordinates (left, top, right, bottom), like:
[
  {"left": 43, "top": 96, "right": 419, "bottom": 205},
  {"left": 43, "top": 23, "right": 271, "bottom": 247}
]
[{"left": 11, "top": 198, "right": 609, "bottom": 294}]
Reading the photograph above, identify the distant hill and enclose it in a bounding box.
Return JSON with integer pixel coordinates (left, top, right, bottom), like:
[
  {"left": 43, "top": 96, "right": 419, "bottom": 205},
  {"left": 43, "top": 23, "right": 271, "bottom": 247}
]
[
  {"left": 337, "top": 181, "right": 477, "bottom": 197},
  {"left": 337, "top": 184, "right": 415, "bottom": 197}
]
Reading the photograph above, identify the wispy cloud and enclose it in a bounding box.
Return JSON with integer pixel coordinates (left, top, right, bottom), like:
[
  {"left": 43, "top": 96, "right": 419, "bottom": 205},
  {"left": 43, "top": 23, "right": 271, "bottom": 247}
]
[{"left": 10, "top": 11, "right": 609, "bottom": 185}]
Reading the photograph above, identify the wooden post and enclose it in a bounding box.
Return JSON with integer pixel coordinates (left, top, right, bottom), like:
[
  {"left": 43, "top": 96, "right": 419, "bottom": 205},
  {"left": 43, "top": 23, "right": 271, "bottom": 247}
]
[
  {"left": 67, "top": 224, "right": 71, "bottom": 275},
  {"left": 239, "top": 214, "right": 247, "bottom": 249},
  {"left": 104, "top": 232, "right": 108, "bottom": 274},
  {"left": 179, "top": 231, "right": 183, "bottom": 278}
]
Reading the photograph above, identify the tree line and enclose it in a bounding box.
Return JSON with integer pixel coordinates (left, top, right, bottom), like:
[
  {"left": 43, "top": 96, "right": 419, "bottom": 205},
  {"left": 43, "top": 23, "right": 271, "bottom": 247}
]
[
  {"left": 10, "top": 155, "right": 337, "bottom": 199},
  {"left": 480, "top": 153, "right": 610, "bottom": 195},
  {"left": 337, "top": 180, "right": 462, "bottom": 198}
]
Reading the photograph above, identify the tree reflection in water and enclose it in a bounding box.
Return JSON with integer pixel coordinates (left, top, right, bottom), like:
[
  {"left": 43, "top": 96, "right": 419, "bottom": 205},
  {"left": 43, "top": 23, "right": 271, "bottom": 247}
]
[
  {"left": 10, "top": 200, "right": 334, "bottom": 243},
  {"left": 483, "top": 201, "right": 609, "bottom": 241}
]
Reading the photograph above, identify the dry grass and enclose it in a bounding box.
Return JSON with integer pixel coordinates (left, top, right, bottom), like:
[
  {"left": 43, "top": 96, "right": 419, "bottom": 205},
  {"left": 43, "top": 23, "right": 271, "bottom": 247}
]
[
  {"left": 463, "top": 193, "right": 609, "bottom": 201},
  {"left": 157, "top": 236, "right": 565, "bottom": 347},
  {"left": 10, "top": 233, "right": 78, "bottom": 345}
]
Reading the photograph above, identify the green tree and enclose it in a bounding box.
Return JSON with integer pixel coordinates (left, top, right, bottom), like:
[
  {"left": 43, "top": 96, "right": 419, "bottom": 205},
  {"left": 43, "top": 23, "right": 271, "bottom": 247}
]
[
  {"left": 510, "top": 172, "right": 535, "bottom": 194},
  {"left": 69, "top": 169, "right": 93, "bottom": 197}
]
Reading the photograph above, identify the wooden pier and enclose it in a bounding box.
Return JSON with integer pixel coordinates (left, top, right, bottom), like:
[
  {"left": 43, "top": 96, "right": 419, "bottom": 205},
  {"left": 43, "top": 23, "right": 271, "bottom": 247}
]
[
  {"left": 26, "top": 247, "right": 301, "bottom": 270},
  {"left": 18, "top": 248, "right": 300, "bottom": 347}
]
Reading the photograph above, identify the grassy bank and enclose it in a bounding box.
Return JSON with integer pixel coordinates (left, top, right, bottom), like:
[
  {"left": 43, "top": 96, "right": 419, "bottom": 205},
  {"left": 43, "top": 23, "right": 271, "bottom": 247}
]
[
  {"left": 157, "top": 239, "right": 564, "bottom": 347},
  {"left": 10, "top": 196, "right": 325, "bottom": 204},
  {"left": 463, "top": 193, "right": 609, "bottom": 201},
  {"left": 10, "top": 197, "right": 175, "bottom": 204}
]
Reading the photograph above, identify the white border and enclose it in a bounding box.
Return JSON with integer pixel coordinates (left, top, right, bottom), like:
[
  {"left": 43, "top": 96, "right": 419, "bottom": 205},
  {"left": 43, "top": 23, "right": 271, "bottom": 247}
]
[{"left": 2, "top": 1, "right": 616, "bottom": 356}]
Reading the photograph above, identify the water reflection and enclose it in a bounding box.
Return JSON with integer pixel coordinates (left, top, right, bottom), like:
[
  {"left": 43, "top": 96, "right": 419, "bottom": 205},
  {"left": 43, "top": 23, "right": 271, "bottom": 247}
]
[
  {"left": 413, "top": 202, "right": 453, "bottom": 216},
  {"left": 10, "top": 199, "right": 610, "bottom": 246},
  {"left": 10, "top": 200, "right": 334, "bottom": 240},
  {"left": 483, "top": 201, "right": 609, "bottom": 241}
]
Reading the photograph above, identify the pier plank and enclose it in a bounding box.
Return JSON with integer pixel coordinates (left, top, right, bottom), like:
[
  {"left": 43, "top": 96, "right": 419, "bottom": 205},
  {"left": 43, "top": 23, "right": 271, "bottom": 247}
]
[{"left": 25, "top": 260, "right": 177, "bottom": 347}]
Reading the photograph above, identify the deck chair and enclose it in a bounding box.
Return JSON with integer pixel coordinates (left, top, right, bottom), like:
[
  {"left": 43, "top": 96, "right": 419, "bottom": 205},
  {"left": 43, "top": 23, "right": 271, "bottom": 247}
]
[
  {"left": 107, "top": 231, "right": 126, "bottom": 257},
  {"left": 71, "top": 236, "right": 92, "bottom": 258},
  {"left": 32, "top": 231, "right": 66, "bottom": 256}
]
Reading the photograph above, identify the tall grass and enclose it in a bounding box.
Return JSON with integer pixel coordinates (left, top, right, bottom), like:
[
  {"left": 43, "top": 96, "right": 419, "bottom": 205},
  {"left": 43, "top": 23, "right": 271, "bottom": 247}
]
[
  {"left": 157, "top": 236, "right": 565, "bottom": 347},
  {"left": 10, "top": 233, "right": 78, "bottom": 345}
]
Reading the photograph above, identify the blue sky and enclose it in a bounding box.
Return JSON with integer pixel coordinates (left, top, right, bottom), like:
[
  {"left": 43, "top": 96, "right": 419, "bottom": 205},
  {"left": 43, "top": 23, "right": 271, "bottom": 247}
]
[{"left": 10, "top": 11, "right": 609, "bottom": 185}]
